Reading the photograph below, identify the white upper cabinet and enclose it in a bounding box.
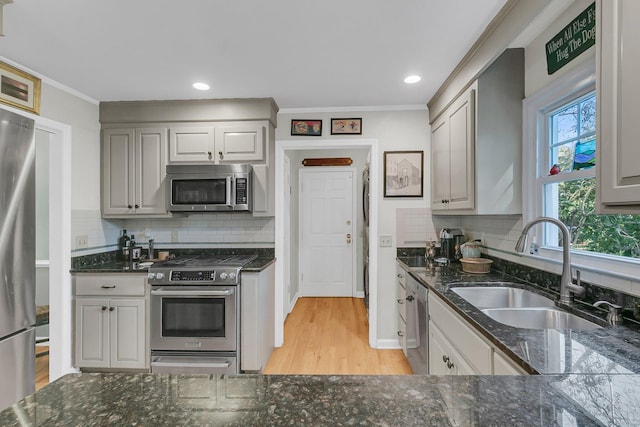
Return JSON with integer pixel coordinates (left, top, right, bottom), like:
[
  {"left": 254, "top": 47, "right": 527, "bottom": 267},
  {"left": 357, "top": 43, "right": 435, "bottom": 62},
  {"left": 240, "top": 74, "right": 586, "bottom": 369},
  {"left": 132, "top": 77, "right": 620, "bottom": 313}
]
[
  {"left": 596, "top": 0, "right": 640, "bottom": 213},
  {"left": 215, "top": 123, "right": 265, "bottom": 163},
  {"left": 430, "top": 48, "right": 524, "bottom": 215},
  {"left": 430, "top": 84, "right": 475, "bottom": 211},
  {"left": 169, "top": 127, "right": 215, "bottom": 162},
  {"left": 102, "top": 127, "right": 169, "bottom": 217},
  {"left": 168, "top": 122, "right": 266, "bottom": 164}
]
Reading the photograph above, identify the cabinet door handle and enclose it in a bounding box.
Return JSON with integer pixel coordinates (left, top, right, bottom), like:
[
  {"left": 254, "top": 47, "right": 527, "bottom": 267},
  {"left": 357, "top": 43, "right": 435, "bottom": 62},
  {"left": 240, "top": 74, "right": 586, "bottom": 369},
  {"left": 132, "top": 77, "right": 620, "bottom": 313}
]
[
  {"left": 207, "top": 151, "right": 212, "bottom": 157},
  {"left": 397, "top": 273, "right": 403, "bottom": 278},
  {"left": 109, "top": 307, "right": 115, "bottom": 312},
  {"left": 397, "top": 299, "right": 404, "bottom": 304},
  {"left": 134, "top": 204, "right": 139, "bottom": 209},
  {"left": 406, "top": 295, "right": 414, "bottom": 302},
  {"left": 442, "top": 355, "right": 450, "bottom": 363},
  {"left": 101, "top": 285, "right": 116, "bottom": 289},
  {"left": 397, "top": 331, "right": 404, "bottom": 337},
  {"left": 128, "top": 204, "right": 133, "bottom": 209},
  {"left": 447, "top": 361, "right": 455, "bottom": 369},
  {"left": 101, "top": 306, "right": 107, "bottom": 311},
  {"left": 219, "top": 151, "right": 224, "bottom": 160}
]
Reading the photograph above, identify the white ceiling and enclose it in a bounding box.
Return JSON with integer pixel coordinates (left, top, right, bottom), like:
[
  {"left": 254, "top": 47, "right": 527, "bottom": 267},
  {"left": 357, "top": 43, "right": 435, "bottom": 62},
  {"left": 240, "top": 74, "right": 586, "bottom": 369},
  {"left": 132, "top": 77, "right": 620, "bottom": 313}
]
[{"left": 0, "top": 0, "right": 508, "bottom": 110}]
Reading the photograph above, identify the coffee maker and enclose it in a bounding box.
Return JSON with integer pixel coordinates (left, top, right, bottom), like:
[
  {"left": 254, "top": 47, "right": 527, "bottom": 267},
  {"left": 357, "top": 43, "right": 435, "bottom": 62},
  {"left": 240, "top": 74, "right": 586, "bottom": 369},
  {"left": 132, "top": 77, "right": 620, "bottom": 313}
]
[{"left": 439, "top": 228, "right": 465, "bottom": 261}]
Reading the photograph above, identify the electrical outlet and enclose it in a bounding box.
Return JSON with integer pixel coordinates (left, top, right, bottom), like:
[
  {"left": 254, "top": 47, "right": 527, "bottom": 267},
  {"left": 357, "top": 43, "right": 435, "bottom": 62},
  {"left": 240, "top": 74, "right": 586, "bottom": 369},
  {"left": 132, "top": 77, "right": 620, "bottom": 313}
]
[
  {"left": 171, "top": 231, "right": 179, "bottom": 243},
  {"left": 75, "top": 235, "right": 88, "bottom": 249},
  {"left": 379, "top": 235, "right": 392, "bottom": 247}
]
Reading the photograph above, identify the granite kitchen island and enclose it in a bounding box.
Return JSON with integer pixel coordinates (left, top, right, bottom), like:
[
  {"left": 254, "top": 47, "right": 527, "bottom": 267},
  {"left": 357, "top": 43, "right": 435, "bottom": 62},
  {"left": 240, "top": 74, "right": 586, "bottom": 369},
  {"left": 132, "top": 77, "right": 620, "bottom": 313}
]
[{"left": 1, "top": 372, "right": 638, "bottom": 425}]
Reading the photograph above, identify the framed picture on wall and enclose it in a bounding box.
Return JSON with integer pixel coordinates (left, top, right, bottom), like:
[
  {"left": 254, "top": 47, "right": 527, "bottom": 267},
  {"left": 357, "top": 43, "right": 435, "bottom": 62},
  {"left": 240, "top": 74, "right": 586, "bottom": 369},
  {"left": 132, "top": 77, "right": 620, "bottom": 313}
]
[
  {"left": 331, "top": 118, "right": 362, "bottom": 135},
  {"left": 383, "top": 150, "right": 423, "bottom": 197},
  {"left": 0, "top": 61, "right": 41, "bottom": 115},
  {"left": 291, "top": 120, "right": 322, "bottom": 136}
]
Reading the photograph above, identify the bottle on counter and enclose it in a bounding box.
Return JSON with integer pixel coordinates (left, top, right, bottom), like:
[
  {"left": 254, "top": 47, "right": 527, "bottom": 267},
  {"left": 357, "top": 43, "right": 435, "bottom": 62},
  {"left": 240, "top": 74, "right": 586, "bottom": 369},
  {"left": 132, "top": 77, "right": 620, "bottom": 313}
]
[{"left": 119, "top": 229, "right": 130, "bottom": 261}]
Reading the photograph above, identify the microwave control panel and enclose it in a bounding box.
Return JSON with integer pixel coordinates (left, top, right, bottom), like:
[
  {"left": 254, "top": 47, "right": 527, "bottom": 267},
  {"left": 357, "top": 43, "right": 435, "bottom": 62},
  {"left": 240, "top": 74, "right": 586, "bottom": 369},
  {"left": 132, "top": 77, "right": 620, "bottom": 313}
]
[{"left": 236, "top": 178, "right": 248, "bottom": 204}]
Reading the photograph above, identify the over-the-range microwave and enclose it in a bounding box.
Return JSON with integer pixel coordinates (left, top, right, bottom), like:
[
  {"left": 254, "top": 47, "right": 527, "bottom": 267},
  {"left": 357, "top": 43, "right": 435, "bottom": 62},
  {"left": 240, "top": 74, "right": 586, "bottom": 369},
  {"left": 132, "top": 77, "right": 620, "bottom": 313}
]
[{"left": 166, "top": 164, "right": 252, "bottom": 212}]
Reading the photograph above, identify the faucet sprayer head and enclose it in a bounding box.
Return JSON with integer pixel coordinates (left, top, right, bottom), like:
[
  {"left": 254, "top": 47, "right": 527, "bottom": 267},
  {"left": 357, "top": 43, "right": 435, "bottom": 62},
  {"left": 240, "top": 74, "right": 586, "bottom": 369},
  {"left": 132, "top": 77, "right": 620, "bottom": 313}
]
[{"left": 515, "top": 232, "right": 528, "bottom": 253}]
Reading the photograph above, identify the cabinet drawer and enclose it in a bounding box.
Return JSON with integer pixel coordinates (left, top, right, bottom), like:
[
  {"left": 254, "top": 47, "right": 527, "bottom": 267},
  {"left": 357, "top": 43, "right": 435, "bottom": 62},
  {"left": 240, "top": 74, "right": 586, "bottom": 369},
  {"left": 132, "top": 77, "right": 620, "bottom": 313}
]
[
  {"left": 396, "top": 265, "right": 407, "bottom": 286},
  {"left": 74, "top": 274, "right": 146, "bottom": 296},
  {"left": 396, "top": 279, "right": 407, "bottom": 322},
  {"left": 429, "top": 293, "right": 492, "bottom": 374}
]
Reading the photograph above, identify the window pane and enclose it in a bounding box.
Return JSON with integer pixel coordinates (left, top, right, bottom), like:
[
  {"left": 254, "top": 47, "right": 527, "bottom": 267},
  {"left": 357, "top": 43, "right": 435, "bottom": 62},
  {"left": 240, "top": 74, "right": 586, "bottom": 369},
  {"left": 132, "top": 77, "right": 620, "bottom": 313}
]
[
  {"left": 550, "top": 142, "right": 576, "bottom": 172},
  {"left": 544, "top": 177, "right": 640, "bottom": 258},
  {"left": 552, "top": 104, "right": 578, "bottom": 143},
  {"left": 580, "top": 96, "right": 596, "bottom": 133}
]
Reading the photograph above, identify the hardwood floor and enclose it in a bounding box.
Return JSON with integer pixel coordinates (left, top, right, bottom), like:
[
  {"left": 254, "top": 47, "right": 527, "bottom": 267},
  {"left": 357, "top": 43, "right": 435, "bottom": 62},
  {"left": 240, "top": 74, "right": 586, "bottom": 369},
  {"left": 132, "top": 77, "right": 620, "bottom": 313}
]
[
  {"left": 35, "top": 346, "right": 49, "bottom": 391},
  {"left": 263, "top": 297, "right": 413, "bottom": 375}
]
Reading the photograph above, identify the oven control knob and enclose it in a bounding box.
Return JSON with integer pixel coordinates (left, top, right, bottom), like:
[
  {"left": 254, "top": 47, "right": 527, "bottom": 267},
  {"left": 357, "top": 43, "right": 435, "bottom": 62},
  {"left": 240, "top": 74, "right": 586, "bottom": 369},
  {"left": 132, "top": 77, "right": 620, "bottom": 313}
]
[
  {"left": 228, "top": 272, "right": 236, "bottom": 280},
  {"left": 219, "top": 272, "right": 228, "bottom": 280},
  {"left": 156, "top": 272, "right": 165, "bottom": 280},
  {"left": 147, "top": 273, "right": 156, "bottom": 280}
]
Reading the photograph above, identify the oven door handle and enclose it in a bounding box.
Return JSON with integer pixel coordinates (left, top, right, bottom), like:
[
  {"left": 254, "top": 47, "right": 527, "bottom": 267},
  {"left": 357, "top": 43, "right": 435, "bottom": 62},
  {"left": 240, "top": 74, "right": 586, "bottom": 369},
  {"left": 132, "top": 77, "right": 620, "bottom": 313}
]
[
  {"left": 150, "top": 288, "right": 234, "bottom": 296},
  {"left": 152, "top": 358, "right": 233, "bottom": 369}
]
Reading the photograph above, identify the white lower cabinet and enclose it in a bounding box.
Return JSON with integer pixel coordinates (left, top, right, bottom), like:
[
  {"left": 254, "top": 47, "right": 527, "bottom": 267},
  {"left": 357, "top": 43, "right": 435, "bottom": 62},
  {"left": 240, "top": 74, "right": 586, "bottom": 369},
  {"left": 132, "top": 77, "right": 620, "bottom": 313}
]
[
  {"left": 73, "top": 274, "right": 148, "bottom": 370},
  {"left": 429, "top": 321, "right": 478, "bottom": 375},
  {"left": 396, "top": 265, "right": 408, "bottom": 356},
  {"left": 240, "top": 263, "right": 275, "bottom": 372},
  {"left": 428, "top": 291, "right": 525, "bottom": 375},
  {"left": 493, "top": 351, "right": 527, "bottom": 375}
]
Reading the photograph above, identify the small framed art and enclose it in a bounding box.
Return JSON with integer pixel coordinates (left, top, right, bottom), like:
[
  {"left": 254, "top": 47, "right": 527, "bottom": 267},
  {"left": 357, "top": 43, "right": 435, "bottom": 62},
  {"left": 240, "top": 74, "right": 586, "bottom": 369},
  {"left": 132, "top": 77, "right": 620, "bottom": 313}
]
[
  {"left": 291, "top": 120, "right": 322, "bottom": 136},
  {"left": 331, "top": 118, "right": 362, "bottom": 135}
]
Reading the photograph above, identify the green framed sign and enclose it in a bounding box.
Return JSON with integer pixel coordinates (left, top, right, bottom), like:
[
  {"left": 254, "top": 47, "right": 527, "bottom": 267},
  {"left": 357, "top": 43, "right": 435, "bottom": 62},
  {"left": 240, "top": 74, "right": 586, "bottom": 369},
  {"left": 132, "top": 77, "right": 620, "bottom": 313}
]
[{"left": 546, "top": 2, "right": 596, "bottom": 75}]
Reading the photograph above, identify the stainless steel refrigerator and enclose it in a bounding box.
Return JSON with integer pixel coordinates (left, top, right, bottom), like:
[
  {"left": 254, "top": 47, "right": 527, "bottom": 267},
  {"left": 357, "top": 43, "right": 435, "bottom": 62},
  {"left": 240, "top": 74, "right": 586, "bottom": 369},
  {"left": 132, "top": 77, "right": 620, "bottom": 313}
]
[{"left": 0, "top": 108, "right": 36, "bottom": 411}]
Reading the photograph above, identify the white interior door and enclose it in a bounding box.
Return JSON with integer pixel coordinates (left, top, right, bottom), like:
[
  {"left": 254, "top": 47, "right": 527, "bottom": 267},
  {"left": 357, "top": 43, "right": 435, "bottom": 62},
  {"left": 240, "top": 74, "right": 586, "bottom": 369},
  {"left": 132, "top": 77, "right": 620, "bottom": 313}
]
[{"left": 299, "top": 168, "right": 355, "bottom": 297}]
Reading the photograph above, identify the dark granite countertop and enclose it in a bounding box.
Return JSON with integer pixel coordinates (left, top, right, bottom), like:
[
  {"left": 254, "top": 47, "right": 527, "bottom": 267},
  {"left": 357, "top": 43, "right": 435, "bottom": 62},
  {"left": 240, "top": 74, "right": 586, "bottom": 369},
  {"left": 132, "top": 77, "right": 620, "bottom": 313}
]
[
  {"left": 397, "top": 256, "right": 640, "bottom": 375},
  {"left": 71, "top": 249, "right": 276, "bottom": 273},
  {"left": 4, "top": 372, "right": 638, "bottom": 426}
]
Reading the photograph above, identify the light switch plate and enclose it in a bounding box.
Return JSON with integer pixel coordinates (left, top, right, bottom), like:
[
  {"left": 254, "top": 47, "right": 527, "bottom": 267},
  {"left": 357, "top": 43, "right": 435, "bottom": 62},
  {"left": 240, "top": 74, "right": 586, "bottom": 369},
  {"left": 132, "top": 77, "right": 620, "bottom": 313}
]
[{"left": 379, "top": 235, "right": 392, "bottom": 247}]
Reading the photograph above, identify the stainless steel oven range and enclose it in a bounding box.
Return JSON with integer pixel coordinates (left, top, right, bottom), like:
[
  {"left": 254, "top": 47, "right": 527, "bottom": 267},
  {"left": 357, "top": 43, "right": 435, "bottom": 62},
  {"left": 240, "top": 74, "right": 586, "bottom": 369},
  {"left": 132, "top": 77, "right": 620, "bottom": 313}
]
[{"left": 147, "top": 254, "right": 257, "bottom": 374}]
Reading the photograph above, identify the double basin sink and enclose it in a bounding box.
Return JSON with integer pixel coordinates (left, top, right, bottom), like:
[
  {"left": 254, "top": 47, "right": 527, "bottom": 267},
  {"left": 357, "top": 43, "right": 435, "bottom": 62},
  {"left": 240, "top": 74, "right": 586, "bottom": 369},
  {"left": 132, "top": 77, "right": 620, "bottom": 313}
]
[{"left": 451, "top": 284, "right": 601, "bottom": 330}]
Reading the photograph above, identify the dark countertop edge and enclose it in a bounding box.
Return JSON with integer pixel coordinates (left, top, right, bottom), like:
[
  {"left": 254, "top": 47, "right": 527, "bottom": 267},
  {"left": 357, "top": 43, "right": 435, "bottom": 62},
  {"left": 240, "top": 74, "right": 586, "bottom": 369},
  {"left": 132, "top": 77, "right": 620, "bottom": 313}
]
[
  {"left": 396, "top": 256, "right": 640, "bottom": 376},
  {"left": 70, "top": 265, "right": 149, "bottom": 274},
  {"left": 71, "top": 257, "right": 276, "bottom": 274},
  {"left": 242, "top": 257, "right": 276, "bottom": 272},
  {"left": 69, "top": 256, "right": 276, "bottom": 274}
]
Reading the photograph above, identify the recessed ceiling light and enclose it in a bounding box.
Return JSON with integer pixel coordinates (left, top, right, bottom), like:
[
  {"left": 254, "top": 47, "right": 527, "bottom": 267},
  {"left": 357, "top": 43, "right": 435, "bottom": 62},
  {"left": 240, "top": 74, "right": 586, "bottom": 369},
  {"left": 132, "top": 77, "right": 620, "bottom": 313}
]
[
  {"left": 404, "top": 75, "right": 421, "bottom": 84},
  {"left": 193, "top": 82, "right": 210, "bottom": 91}
]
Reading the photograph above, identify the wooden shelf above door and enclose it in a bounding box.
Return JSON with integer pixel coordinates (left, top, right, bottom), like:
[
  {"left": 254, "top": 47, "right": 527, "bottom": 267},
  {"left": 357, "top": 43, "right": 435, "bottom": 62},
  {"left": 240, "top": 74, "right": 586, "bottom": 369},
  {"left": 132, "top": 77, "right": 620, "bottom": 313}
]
[{"left": 302, "top": 158, "right": 353, "bottom": 167}]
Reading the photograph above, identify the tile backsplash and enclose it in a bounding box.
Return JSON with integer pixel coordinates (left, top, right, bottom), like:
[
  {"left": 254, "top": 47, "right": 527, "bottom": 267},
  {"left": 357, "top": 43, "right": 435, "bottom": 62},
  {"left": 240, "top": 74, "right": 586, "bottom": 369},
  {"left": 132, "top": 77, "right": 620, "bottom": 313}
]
[{"left": 71, "top": 209, "right": 275, "bottom": 256}]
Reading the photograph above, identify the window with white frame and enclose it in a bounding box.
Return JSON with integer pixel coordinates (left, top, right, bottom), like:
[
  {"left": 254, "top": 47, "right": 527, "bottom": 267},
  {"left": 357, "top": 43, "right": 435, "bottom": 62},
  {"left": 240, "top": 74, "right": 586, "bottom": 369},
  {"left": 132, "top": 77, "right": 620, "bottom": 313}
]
[{"left": 532, "top": 75, "right": 640, "bottom": 260}]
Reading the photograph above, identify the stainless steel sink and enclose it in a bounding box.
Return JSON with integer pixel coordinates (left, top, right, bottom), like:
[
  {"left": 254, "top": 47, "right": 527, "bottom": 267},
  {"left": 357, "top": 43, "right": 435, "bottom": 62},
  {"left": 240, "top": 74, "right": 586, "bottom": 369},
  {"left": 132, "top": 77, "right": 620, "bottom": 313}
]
[
  {"left": 451, "top": 286, "right": 555, "bottom": 309},
  {"left": 481, "top": 308, "right": 601, "bottom": 330}
]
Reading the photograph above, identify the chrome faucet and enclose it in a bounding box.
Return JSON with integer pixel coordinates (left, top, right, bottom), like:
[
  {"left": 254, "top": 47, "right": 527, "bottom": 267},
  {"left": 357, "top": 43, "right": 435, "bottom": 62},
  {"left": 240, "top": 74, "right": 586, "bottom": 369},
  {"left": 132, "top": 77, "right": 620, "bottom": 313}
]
[
  {"left": 593, "top": 301, "right": 624, "bottom": 325},
  {"left": 515, "top": 217, "right": 584, "bottom": 305}
]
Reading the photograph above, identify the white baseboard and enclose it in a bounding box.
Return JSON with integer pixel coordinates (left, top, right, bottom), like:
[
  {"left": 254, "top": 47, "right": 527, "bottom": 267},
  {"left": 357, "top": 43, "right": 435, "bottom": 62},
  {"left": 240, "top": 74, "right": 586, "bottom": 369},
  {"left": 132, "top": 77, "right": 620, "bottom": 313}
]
[
  {"left": 288, "top": 292, "right": 299, "bottom": 313},
  {"left": 375, "top": 338, "right": 402, "bottom": 350}
]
